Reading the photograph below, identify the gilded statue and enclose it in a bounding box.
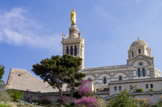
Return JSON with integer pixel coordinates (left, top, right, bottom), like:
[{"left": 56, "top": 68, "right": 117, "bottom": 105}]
[{"left": 71, "top": 9, "right": 76, "bottom": 24}]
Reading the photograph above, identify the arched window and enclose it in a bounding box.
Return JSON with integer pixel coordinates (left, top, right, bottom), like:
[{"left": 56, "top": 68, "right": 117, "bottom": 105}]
[
  {"left": 139, "top": 62, "right": 143, "bottom": 66},
  {"left": 74, "top": 46, "right": 77, "bottom": 56},
  {"left": 138, "top": 68, "right": 141, "bottom": 77},
  {"left": 114, "top": 86, "right": 117, "bottom": 91},
  {"left": 132, "top": 51, "right": 134, "bottom": 57},
  {"left": 88, "top": 78, "right": 91, "bottom": 81},
  {"left": 70, "top": 46, "right": 73, "bottom": 55},
  {"left": 66, "top": 46, "right": 69, "bottom": 54},
  {"left": 103, "top": 77, "right": 107, "bottom": 84},
  {"left": 119, "top": 86, "right": 122, "bottom": 91},
  {"left": 138, "top": 49, "right": 141, "bottom": 54},
  {"left": 142, "top": 68, "right": 145, "bottom": 76},
  {"left": 119, "top": 76, "right": 123, "bottom": 80}
]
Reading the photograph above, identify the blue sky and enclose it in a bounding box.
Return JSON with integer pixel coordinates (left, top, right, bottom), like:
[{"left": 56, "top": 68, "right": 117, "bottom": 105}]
[{"left": 1, "top": 0, "right": 162, "bottom": 83}]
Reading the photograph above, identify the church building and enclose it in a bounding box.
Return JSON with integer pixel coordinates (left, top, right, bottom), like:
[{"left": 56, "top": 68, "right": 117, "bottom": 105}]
[
  {"left": 6, "top": 10, "right": 162, "bottom": 104},
  {"left": 62, "top": 10, "right": 162, "bottom": 95}
]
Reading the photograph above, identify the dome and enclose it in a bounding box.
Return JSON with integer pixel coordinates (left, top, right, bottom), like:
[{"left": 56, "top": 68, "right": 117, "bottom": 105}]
[
  {"left": 128, "top": 38, "right": 151, "bottom": 59},
  {"left": 130, "top": 38, "right": 148, "bottom": 49}
]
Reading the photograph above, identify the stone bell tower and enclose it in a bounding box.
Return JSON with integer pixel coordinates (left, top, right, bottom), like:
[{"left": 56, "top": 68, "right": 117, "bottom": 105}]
[{"left": 61, "top": 10, "right": 85, "bottom": 68}]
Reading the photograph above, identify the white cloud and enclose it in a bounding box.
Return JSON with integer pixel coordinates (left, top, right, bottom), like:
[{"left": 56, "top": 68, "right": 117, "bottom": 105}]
[{"left": 0, "top": 8, "right": 61, "bottom": 51}]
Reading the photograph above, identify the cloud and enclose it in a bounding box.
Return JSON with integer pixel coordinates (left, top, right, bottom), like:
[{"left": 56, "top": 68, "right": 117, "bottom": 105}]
[{"left": 0, "top": 8, "right": 61, "bottom": 51}]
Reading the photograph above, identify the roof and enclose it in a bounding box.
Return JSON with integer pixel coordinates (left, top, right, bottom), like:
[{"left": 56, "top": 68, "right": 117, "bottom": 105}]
[
  {"left": 130, "top": 38, "right": 148, "bottom": 49},
  {"left": 81, "top": 64, "right": 129, "bottom": 72}
]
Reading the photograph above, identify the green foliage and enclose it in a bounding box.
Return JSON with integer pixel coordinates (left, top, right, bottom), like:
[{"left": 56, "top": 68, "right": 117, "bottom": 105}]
[
  {"left": 31, "top": 99, "right": 51, "bottom": 105},
  {"left": 62, "top": 55, "right": 86, "bottom": 97},
  {"left": 7, "top": 89, "right": 23, "bottom": 101},
  {"left": 154, "top": 96, "right": 162, "bottom": 107},
  {"left": 136, "top": 88, "right": 144, "bottom": 92},
  {"left": 155, "top": 103, "right": 162, "bottom": 107},
  {"left": 107, "top": 89, "right": 138, "bottom": 107},
  {"left": 139, "top": 98, "right": 151, "bottom": 107},
  {"left": 0, "top": 90, "right": 12, "bottom": 102},
  {"left": 0, "top": 65, "right": 5, "bottom": 80},
  {"left": 0, "top": 103, "right": 11, "bottom": 107},
  {"left": 62, "top": 55, "right": 86, "bottom": 100},
  {"left": 64, "top": 102, "right": 76, "bottom": 107},
  {"left": 97, "top": 97, "right": 106, "bottom": 107},
  {"left": 0, "top": 80, "right": 5, "bottom": 90},
  {"left": 32, "top": 54, "right": 86, "bottom": 102},
  {"left": 73, "top": 91, "right": 82, "bottom": 99},
  {"left": 149, "top": 88, "right": 154, "bottom": 91}
]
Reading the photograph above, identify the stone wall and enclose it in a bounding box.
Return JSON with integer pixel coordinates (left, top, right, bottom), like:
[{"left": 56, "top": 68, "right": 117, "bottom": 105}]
[
  {"left": 22, "top": 90, "right": 109, "bottom": 103},
  {"left": 105, "top": 91, "right": 162, "bottom": 105},
  {"left": 22, "top": 91, "right": 65, "bottom": 104},
  {"left": 109, "top": 77, "right": 162, "bottom": 95},
  {"left": 6, "top": 68, "right": 67, "bottom": 93}
]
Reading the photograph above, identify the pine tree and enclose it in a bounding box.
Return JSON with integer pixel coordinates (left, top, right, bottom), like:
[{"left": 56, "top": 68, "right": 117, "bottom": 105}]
[
  {"left": 0, "top": 65, "right": 5, "bottom": 80},
  {"left": 32, "top": 54, "right": 85, "bottom": 103}
]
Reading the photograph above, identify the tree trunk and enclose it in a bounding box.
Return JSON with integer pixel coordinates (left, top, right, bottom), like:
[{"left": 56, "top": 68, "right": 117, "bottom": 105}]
[
  {"left": 59, "top": 88, "right": 64, "bottom": 104},
  {"left": 70, "top": 86, "right": 74, "bottom": 103}
]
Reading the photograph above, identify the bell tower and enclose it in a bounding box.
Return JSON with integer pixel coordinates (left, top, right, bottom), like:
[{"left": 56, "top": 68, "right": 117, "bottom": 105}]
[{"left": 61, "top": 10, "right": 85, "bottom": 68}]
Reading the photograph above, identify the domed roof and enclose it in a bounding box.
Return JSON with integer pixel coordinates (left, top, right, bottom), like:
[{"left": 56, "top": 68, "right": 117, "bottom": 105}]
[{"left": 130, "top": 37, "right": 148, "bottom": 49}]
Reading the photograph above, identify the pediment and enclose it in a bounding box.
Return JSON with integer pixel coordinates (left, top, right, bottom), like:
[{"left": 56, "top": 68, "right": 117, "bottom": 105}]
[{"left": 127, "top": 55, "right": 153, "bottom": 66}]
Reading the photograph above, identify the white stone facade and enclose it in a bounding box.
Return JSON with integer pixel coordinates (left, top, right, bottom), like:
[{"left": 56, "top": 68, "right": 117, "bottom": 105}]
[
  {"left": 109, "top": 77, "right": 162, "bottom": 95},
  {"left": 80, "top": 38, "right": 161, "bottom": 93},
  {"left": 5, "top": 11, "right": 162, "bottom": 101},
  {"left": 61, "top": 24, "right": 85, "bottom": 68}
]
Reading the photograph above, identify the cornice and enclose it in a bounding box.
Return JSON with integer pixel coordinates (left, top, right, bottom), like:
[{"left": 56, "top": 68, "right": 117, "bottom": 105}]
[{"left": 61, "top": 38, "right": 84, "bottom": 44}]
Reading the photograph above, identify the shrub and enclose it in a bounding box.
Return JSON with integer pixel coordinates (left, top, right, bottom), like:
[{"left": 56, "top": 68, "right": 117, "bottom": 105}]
[
  {"left": 97, "top": 97, "right": 106, "bottom": 107},
  {"left": 155, "top": 103, "right": 162, "bottom": 107},
  {"left": 31, "top": 99, "right": 51, "bottom": 105},
  {"left": 78, "top": 85, "right": 91, "bottom": 95},
  {"left": 7, "top": 89, "right": 23, "bottom": 101},
  {"left": 138, "top": 98, "right": 151, "bottom": 107},
  {"left": 64, "top": 102, "right": 76, "bottom": 107},
  {"left": 149, "top": 88, "right": 154, "bottom": 91},
  {"left": 136, "top": 88, "right": 144, "bottom": 92},
  {"left": 75, "top": 97, "right": 97, "bottom": 107},
  {"left": 107, "top": 90, "right": 138, "bottom": 107},
  {"left": 77, "top": 80, "right": 93, "bottom": 97},
  {"left": 73, "top": 91, "right": 82, "bottom": 99},
  {"left": 0, "top": 103, "right": 11, "bottom": 107},
  {"left": 62, "top": 95, "right": 71, "bottom": 105},
  {"left": 0, "top": 90, "right": 12, "bottom": 102},
  {"left": 154, "top": 96, "right": 162, "bottom": 107},
  {"left": 0, "top": 80, "right": 5, "bottom": 90}
]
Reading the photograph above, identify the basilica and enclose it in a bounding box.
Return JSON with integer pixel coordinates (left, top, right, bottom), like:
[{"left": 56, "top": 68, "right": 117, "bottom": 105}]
[
  {"left": 6, "top": 10, "right": 162, "bottom": 104},
  {"left": 61, "top": 10, "right": 162, "bottom": 95}
]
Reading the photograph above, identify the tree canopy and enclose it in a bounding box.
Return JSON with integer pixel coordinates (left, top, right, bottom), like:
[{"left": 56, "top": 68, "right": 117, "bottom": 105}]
[
  {"left": 32, "top": 54, "right": 86, "bottom": 101},
  {"left": 0, "top": 65, "right": 5, "bottom": 80}
]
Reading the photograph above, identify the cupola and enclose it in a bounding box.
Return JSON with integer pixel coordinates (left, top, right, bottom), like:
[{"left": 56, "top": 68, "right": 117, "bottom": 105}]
[{"left": 128, "top": 37, "right": 151, "bottom": 59}]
